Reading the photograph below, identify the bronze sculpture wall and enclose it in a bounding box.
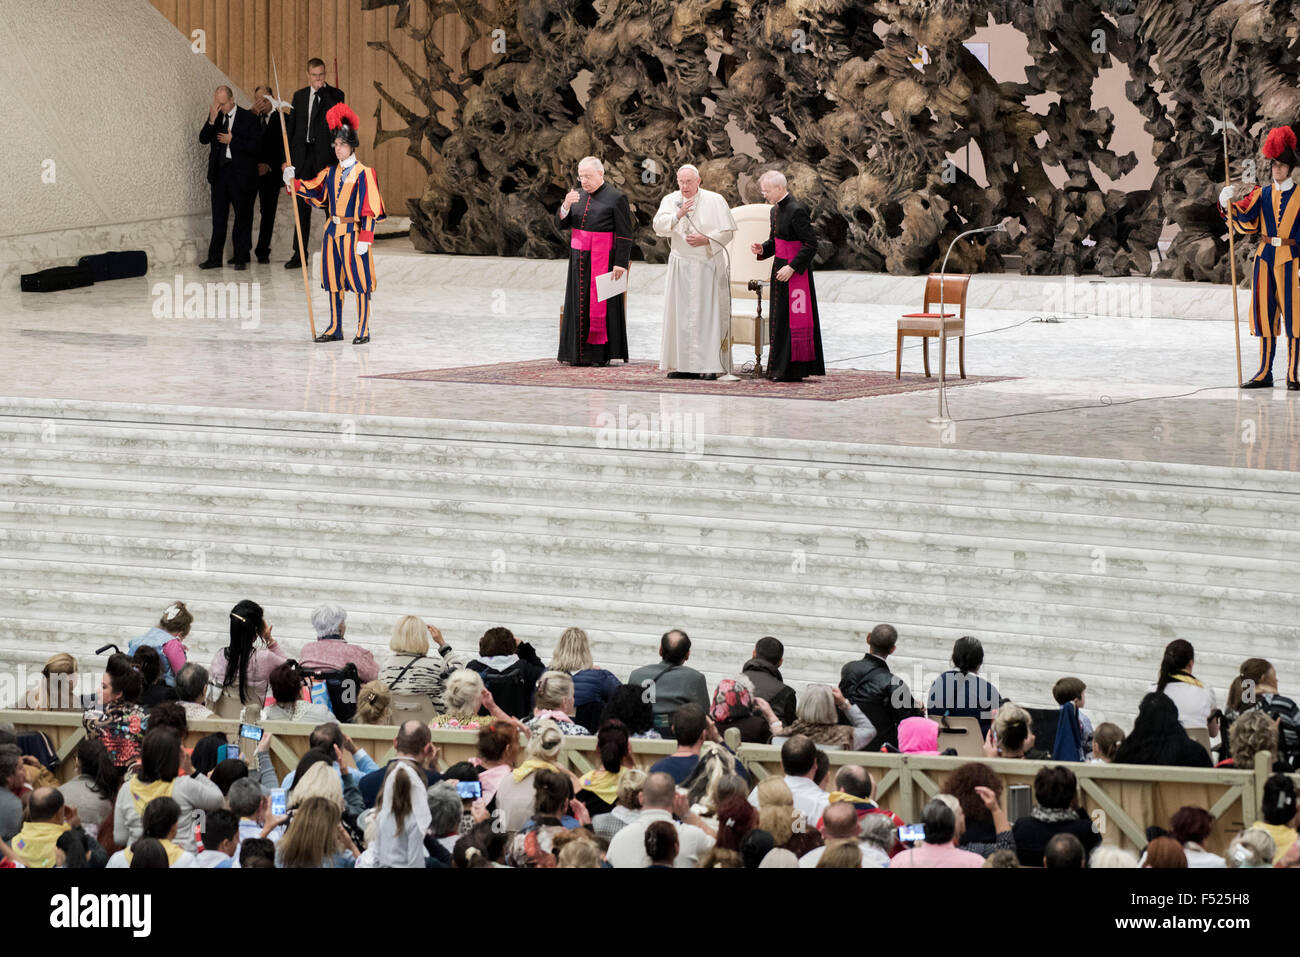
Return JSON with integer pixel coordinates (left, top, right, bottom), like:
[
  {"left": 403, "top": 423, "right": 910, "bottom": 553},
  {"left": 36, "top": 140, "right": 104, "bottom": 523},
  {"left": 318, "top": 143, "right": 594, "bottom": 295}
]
[{"left": 363, "top": 0, "right": 1300, "bottom": 281}]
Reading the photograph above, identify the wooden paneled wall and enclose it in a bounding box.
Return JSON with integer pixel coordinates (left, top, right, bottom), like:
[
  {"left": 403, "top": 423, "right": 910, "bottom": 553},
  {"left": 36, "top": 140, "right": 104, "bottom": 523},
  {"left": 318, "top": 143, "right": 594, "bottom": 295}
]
[{"left": 149, "top": 0, "right": 485, "bottom": 214}]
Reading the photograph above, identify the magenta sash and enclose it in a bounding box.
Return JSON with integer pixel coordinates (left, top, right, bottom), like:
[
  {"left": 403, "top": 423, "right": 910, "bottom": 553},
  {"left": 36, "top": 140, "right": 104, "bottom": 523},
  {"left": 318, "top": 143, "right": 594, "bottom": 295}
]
[
  {"left": 571, "top": 228, "right": 614, "bottom": 345},
  {"left": 774, "top": 238, "right": 814, "bottom": 361}
]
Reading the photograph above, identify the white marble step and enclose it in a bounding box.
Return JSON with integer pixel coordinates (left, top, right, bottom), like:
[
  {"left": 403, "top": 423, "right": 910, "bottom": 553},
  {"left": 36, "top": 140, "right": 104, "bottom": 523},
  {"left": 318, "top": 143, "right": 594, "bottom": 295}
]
[
  {"left": 1, "top": 529, "right": 1292, "bottom": 626},
  {"left": 5, "top": 562, "right": 1297, "bottom": 672},
  {"left": 4, "top": 436, "right": 1297, "bottom": 530},
  {"left": 3, "top": 499, "right": 1294, "bottom": 588},
  {"left": 4, "top": 396, "right": 1297, "bottom": 493},
  {"left": 4, "top": 476, "right": 1296, "bottom": 561}
]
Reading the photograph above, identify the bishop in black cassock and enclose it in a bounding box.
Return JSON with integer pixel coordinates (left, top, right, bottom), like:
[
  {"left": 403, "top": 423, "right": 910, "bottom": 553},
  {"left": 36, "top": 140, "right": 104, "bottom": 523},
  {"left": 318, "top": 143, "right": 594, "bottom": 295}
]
[
  {"left": 753, "top": 171, "right": 825, "bottom": 382},
  {"left": 556, "top": 158, "right": 633, "bottom": 366}
]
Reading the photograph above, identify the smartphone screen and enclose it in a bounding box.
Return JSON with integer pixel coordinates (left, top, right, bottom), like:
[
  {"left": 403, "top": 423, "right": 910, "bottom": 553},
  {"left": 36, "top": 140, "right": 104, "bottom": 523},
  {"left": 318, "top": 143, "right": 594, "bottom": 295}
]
[
  {"left": 456, "top": 780, "right": 482, "bottom": 800},
  {"left": 239, "top": 723, "right": 264, "bottom": 742},
  {"left": 270, "top": 788, "right": 287, "bottom": 816},
  {"left": 898, "top": 823, "right": 926, "bottom": 843}
]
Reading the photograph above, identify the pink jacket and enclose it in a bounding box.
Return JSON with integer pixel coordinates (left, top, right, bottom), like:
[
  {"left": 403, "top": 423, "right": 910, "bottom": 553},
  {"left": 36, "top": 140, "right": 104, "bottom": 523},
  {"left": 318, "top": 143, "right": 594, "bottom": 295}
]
[{"left": 898, "top": 717, "right": 939, "bottom": 755}]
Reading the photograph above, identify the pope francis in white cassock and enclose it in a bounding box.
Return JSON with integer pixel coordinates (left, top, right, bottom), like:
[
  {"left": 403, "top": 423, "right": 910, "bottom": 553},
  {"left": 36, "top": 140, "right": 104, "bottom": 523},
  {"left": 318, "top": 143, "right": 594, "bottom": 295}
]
[{"left": 653, "top": 165, "right": 738, "bottom": 378}]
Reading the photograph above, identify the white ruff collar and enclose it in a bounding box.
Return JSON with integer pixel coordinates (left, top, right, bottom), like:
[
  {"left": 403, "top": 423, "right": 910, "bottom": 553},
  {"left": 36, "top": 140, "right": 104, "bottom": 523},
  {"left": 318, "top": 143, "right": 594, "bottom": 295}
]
[{"left": 1279, "top": 178, "right": 1295, "bottom": 193}]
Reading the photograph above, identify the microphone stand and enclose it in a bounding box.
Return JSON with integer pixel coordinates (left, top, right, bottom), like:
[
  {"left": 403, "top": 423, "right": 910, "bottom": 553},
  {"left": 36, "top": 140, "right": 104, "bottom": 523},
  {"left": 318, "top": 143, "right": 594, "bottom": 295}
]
[
  {"left": 678, "top": 196, "right": 740, "bottom": 381},
  {"left": 929, "top": 222, "right": 1007, "bottom": 425}
]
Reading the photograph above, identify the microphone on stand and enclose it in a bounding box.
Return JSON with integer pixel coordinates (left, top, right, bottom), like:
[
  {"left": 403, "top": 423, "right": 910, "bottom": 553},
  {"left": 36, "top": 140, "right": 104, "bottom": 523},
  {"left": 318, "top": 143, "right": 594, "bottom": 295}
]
[{"left": 928, "top": 217, "right": 1021, "bottom": 424}]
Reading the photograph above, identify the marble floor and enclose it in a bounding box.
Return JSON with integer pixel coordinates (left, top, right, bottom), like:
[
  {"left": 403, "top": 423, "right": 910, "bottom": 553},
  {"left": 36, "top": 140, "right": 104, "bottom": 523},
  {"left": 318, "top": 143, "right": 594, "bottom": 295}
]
[{"left": 2, "top": 237, "right": 1295, "bottom": 471}]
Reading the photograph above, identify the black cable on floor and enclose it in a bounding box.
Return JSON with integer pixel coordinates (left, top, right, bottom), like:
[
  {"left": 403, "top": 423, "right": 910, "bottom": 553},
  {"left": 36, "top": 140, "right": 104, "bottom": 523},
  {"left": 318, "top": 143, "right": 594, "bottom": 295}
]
[{"left": 825, "top": 315, "right": 1058, "bottom": 366}]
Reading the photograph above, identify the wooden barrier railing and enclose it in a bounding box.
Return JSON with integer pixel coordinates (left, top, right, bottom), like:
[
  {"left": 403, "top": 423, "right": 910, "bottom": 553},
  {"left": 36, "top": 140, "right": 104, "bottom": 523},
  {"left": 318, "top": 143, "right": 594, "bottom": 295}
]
[{"left": 3, "top": 710, "right": 1274, "bottom": 854}]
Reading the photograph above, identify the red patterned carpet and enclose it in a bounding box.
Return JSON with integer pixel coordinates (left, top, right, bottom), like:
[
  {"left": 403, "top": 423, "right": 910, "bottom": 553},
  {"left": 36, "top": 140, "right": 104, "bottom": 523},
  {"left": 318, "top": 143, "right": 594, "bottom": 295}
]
[{"left": 366, "top": 359, "right": 1013, "bottom": 401}]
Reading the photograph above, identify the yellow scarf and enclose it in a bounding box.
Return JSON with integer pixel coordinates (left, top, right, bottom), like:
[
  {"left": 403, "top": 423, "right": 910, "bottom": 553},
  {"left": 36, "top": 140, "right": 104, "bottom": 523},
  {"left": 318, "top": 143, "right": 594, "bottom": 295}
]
[
  {"left": 512, "top": 758, "right": 559, "bottom": 783},
  {"left": 129, "top": 778, "right": 175, "bottom": 816},
  {"left": 124, "top": 839, "right": 185, "bottom": 866},
  {"left": 12, "top": 821, "right": 68, "bottom": 868},
  {"left": 1170, "top": 673, "right": 1205, "bottom": 688},
  {"left": 827, "top": 791, "right": 868, "bottom": 806},
  {"left": 580, "top": 768, "right": 624, "bottom": 804}
]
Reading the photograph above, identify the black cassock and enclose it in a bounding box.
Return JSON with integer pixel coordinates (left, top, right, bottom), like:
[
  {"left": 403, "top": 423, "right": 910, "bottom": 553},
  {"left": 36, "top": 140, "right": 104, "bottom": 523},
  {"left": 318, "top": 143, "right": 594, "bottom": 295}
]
[
  {"left": 556, "top": 183, "right": 633, "bottom": 365},
  {"left": 758, "top": 194, "right": 825, "bottom": 381}
]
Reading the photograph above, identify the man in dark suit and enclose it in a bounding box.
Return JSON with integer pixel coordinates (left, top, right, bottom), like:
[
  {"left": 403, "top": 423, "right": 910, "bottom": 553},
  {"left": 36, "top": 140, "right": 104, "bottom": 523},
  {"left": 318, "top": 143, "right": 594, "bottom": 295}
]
[
  {"left": 250, "top": 85, "right": 286, "bottom": 265},
  {"left": 281, "top": 58, "right": 345, "bottom": 269},
  {"left": 198, "top": 86, "right": 258, "bottom": 270}
]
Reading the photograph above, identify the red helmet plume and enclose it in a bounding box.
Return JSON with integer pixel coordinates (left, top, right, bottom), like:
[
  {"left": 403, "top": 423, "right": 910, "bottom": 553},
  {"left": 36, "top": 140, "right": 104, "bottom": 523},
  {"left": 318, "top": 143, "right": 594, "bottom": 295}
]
[
  {"left": 326, "top": 103, "right": 360, "bottom": 133},
  {"left": 1263, "top": 125, "right": 1298, "bottom": 161}
]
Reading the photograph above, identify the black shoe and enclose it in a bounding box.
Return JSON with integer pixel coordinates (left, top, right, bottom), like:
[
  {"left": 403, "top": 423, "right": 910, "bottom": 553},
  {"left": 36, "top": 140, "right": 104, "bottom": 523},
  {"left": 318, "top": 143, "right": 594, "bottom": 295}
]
[
  {"left": 285, "top": 256, "right": 301, "bottom": 270},
  {"left": 314, "top": 333, "right": 342, "bottom": 343},
  {"left": 198, "top": 259, "right": 221, "bottom": 270},
  {"left": 700, "top": 373, "right": 719, "bottom": 381},
  {"left": 232, "top": 261, "right": 247, "bottom": 271},
  {"left": 1241, "top": 377, "right": 1274, "bottom": 389},
  {"left": 256, "top": 254, "right": 270, "bottom": 264},
  {"left": 227, "top": 256, "right": 238, "bottom": 264},
  {"left": 352, "top": 335, "right": 370, "bottom": 345},
  {"left": 666, "top": 372, "right": 689, "bottom": 379},
  {"left": 1289, "top": 382, "right": 1300, "bottom": 391}
]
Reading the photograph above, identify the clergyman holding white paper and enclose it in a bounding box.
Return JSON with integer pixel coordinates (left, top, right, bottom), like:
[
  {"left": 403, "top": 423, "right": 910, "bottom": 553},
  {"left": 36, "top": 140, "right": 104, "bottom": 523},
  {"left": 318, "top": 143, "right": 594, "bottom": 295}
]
[{"left": 652, "top": 165, "right": 737, "bottom": 380}]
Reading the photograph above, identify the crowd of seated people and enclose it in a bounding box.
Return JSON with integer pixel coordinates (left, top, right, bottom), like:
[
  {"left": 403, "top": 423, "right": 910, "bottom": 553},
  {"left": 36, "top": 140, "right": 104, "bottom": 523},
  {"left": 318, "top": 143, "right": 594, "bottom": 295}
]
[{"left": 4, "top": 602, "right": 1299, "bottom": 869}]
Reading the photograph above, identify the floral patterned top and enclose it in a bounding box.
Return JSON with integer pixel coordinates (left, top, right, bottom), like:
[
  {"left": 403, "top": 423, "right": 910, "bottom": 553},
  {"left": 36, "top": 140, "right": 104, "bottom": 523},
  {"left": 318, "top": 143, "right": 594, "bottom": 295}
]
[{"left": 82, "top": 699, "right": 148, "bottom": 770}]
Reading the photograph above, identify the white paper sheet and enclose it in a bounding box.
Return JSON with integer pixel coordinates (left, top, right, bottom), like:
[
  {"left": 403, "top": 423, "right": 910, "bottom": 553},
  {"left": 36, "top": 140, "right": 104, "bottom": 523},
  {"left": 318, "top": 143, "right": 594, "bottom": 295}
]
[{"left": 595, "top": 270, "right": 628, "bottom": 302}]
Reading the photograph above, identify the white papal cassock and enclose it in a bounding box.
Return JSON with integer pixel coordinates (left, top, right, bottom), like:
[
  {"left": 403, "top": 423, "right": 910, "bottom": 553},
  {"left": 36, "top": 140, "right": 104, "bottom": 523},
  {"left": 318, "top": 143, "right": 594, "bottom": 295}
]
[{"left": 652, "top": 188, "right": 738, "bottom": 375}]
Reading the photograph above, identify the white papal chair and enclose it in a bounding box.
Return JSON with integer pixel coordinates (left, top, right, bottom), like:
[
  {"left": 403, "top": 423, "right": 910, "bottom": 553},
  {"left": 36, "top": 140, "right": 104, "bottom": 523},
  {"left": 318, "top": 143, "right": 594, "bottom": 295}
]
[{"left": 726, "top": 203, "right": 773, "bottom": 375}]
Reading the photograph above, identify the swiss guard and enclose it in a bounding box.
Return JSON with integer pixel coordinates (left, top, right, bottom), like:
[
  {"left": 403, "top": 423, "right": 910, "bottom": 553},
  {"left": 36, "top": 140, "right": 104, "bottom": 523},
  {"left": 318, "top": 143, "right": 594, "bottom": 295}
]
[
  {"left": 284, "top": 103, "right": 386, "bottom": 344},
  {"left": 1220, "top": 125, "right": 1300, "bottom": 389}
]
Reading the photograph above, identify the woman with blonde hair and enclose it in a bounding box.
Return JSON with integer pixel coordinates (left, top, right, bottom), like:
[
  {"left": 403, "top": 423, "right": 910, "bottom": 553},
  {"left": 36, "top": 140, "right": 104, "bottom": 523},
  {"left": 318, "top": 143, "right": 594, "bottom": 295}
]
[
  {"left": 591, "top": 767, "right": 648, "bottom": 841},
  {"left": 429, "top": 668, "right": 524, "bottom": 732},
  {"left": 25, "top": 653, "right": 79, "bottom": 711},
  {"left": 984, "top": 703, "right": 1039, "bottom": 758},
  {"left": 550, "top": 627, "right": 621, "bottom": 733},
  {"left": 1219, "top": 710, "right": 1279, "bottom": 770},
  {"left": 277, "top": 796, "right": 358, "bottom": 868},
  {"left": 354, "top": 681, "right": 392, "bottom": 725},
  {"left": 526, "top": 670, "right": 589, "bottom": 735},
  {"left": 755, "top": 777, "right": 822, "bottom": 857},
  {"left": 379, "top": 616, "right": 467, "bottom": 713},
  {"left": 492, "top": 719, "right": 582, "bottom": 831}
]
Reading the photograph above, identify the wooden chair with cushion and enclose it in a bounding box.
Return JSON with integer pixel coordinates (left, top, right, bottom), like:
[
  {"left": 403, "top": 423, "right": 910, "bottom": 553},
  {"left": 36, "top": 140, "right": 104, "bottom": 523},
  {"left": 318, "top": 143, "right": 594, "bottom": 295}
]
[{"left": 897, "top": 273, "right": 971, "bottom": 379}]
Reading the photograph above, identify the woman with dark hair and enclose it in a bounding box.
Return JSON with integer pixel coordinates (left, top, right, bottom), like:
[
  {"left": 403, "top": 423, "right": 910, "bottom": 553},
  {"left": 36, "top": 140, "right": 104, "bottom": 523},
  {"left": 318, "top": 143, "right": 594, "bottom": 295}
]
[
  {"left": 943, "top": 762, "right": 1013, "bottom": 858},
  {"left": 1166, "top": 806, "right": 1225, "bottom": 868},
  {"left": 57, "top": 738, "right": 120, "bottom": 842},
  {"left": 1010, "top": 765, "right": 1101, "bottom": 867},
  {"left": 133, "top": 645, "right": 179, "bottom": 708},
  {"left": 1152, "top": 639, "right": 1218, "bottom": 737},
  {"left": 261, "top": 660, "right": 333, "bottom": 723},
  {"left": 113, "top": 726, "right": 222, "bottom": 853},
  {"left": 465, "top": 626, "right": 546, "bottom": 720},
  {"left": 55, "top": 828, "right": 91, "bottom": 868},
  {"left": 190, "top": 732, "right": 229, "bottom": 778},
  {"left": 1115, "top": 692, "right": 1213, "bottom": 768},
  {"left": 127, "top": 838, "right": 171, "bottom": 868},
  {"left": 598, "top": 684, "right": 661, "bottom": 739},
  {"left": 82, "top": 653, "right": 147, "bottom": 771},
  {"left": 927, "top": 636, "right": 1002, "bottom": 737},
  {"left": 645, "top": 820, "right": 678, "bottom": 868},
  {"left": 210, "top": 599, "right": 286, "bottom": 711},
  {"left": 1223, "top": 657, "right": 1300, "bottom": 768},
  {"left": 507, "top": 768, "right": 589, "bottom": 867},
  {"left": 577, "top": 720, "right": 636, "bottom": 816},
  {"left": 473, "top": 719, "right": 522, "bottom": 807}
]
